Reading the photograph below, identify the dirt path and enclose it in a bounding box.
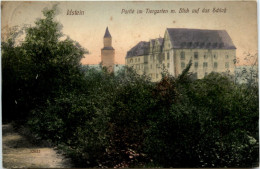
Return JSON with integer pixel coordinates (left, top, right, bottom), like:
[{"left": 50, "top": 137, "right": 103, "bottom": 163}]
[{"left": 2, "top": 124, "right": 72, "bottom": 168}]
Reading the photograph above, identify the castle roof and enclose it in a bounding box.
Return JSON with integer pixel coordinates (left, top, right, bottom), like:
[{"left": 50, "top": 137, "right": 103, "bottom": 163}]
[
  {"left": 166, "top": 28, "right": 236, "bottom": 49},
  {"left": 126, "top": 28, "right": 236, "bottom": 58},
  {"left": 104, "top": 27, "right": 112, "bottom": 38},
  {"left": 126, "top": 41, "right": 150, "bottom": 58}
]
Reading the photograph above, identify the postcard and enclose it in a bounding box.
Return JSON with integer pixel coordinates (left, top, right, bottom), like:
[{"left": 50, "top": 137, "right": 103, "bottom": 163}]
[{"left": 1, "top": 1, "right": 258, "bottom": 168}]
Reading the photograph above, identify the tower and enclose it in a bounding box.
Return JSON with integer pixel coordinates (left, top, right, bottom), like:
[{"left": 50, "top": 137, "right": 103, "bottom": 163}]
[{"left": 101, "top": 27, "right": 115, "bottom": 72}]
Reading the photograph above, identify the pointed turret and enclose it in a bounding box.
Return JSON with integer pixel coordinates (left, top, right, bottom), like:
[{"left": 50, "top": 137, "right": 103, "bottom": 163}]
[
  {"left": 103, "top": 26, "right": 113, "bottom": 48},
  {"left": 104, "top": 27, "right": 112, "bottom": 38}
]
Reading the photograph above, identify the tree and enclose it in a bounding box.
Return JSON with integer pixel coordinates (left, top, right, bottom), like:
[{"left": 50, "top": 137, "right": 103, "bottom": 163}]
[{"left": 2, "top": 5, "right": 88, "bottom": 122}]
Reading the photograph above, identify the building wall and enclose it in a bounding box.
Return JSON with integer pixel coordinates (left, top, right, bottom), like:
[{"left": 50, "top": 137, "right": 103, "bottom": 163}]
[
  {"left": 101, "top": 49, "right": 115, "bottom": 72},
  {"left": 104, "top": 37, "right": 112, "bottom": 47},
  {"left": 126, "top": 55, "right": 146, "bottom": 75},
  {"left": 146, "top": 38, "right": 167, "bottom": 81}
]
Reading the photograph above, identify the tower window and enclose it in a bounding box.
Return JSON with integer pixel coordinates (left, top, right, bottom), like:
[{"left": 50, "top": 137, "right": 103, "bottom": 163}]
[
  {"left": 167, "top": 53, "right": 170, "bottom": 60},
  {"left": 194, "top": 52, "right": 198, "bottom": 59},
  {"left": 194, "top": 62, "right": 198, "bottom": 68},
  {"left": 214, "top": 54, "right": 218, "bottom": 59},
  {"left": 225, "top": 62, "right": 229, "bottom": 68},
  {"left": 203, "top": 62, "right": 208, "bottom": 68},
  {"left": 181, "top": 51, "right": 185, "bottom": 60},
  {"left": 214, "top": 62, "right": 218, "bottom": 68},
  {"left": 193, "top": 72, "right": 198, "bottom": 79},
  {"left": 181, "top": 62, "right": 185, "bottom": 68},
  {"left": 226, "top": 55, "right": 229, "bottom": 59}
]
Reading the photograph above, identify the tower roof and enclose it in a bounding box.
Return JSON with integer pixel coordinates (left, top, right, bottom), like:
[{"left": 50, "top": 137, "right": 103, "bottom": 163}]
[{"left": 104, "top": 27, "right": 112, "bottom": 38}]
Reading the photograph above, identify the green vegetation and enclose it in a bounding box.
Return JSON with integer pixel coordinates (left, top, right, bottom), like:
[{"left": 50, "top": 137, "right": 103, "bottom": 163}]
[{"left": 2, "top": 6, "right": 258, "bottom": 168}]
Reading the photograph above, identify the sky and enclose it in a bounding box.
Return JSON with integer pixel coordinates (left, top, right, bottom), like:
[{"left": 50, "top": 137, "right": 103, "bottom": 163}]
[{"left": 1, "top": 1, "right": 258, "bottom": 65}]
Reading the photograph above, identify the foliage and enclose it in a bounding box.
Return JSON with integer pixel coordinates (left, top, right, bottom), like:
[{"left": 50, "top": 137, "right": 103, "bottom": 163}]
[
  {"left": 2, "top": 5, "right": 87, "bottom": 123},
  {"left": 144, "top": 71, "right": 258, "bottom": 167}
]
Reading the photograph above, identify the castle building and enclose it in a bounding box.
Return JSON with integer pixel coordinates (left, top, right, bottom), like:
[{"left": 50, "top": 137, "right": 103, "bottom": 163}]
[
  {"left": 101, "top": 27, "right": 115, "bottom": 72},
  {"left": 126, "top": 28, "right": 236, "bottom": 81}
]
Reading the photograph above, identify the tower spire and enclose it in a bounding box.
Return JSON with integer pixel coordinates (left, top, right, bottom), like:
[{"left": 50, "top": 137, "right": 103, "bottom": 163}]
[{"left": 104, "top": 27, "right": 112, "bottom": 38}]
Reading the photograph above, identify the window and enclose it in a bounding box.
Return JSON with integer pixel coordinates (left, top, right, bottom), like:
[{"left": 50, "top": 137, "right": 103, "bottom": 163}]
[
  {"left": 167, "top": 63, "right": 170, "bottom": 68},
  {"left": 168, "top": 43, "right": 170, "bottom": 48},
  {"left": 203, "top": 62, "right": 208, "bottom": 68},
  {"left": 150, "top": 64, "right": 152, "bottom": 69},
  {"left": 181, "top": 51, "right": 185, "bottom": 60},
  {"left": 226, "top": 55, "right": 229, "bottom": 59},
  {"left": 138, "top": 58, "right": 140, "bottom": 62},
  {"left": 214, "top": 62, "right": 218, "bottom": 68},
  {"left": 225, "top": 62, "right": 229, "bottom": 68},
  {"left": 193, "top": 72, "right": 198, "bottom": 79},
  {"left": 214, "top": 54, "right": 217, "bottom": 59},
  {"left": 194, "top": 62, "right": 198, "bottom": 68},
  {"left": 181, "top": 62, "right": 185, "bottom": 68},
  {"left": 130, "top": 59, "right": 133, "bottom": 63},
  {"left": 194, "top": 52, "right": 198, "bottom": 59},
  {"left": 205, "top": 72, "right": 208, "bottom": 76},
  {"left": 204, "top": 54, "right": 208, "bottom": 59},
  {"left": 167, "top": 53, "right": 170, "bottom": 60},
  {"left": 135, "top": 58, "right": 137, "bottom": 62}
]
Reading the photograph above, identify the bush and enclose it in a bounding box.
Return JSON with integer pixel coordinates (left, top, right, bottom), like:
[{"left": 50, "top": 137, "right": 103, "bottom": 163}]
[{"left": 144, "top": 72, "right": 258, "bottom": 167}]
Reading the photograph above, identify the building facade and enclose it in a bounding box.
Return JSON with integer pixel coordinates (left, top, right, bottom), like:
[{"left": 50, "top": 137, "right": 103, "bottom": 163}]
[
  {"left": 101, "top": 27, "right": 115, "bottom": 72},
  {"left": 126, "top": 28, "right": 236, "bottom": 81}
]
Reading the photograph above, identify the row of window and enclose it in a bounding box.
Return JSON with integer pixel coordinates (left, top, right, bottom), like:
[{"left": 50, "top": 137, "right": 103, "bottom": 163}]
[
  {"left": 181, "top": 62, "right": 230, "bottom": 69},
  {"left": 130, "top": 52, "right": 231, "bottom": 64},
  {"left": 130, "top": 53, "right": 231, "bottom": 65},
  {"left": 180, "top": 51, "right": 230, "bottom": 60},
  {"left": 129, "top": 57, "right": 141, "bottom": 63},
  {"left": 149, "top": 73, "right": 160, "bottom": 79},
  {"left": 132, "top": 64, "right": 144, "bottom": 70},
  {"left": 150, "top": 53, "right": 170, "bottom": 61},
  {"left": 150, "top": 63, "right": 170, "bottom": 69}
]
